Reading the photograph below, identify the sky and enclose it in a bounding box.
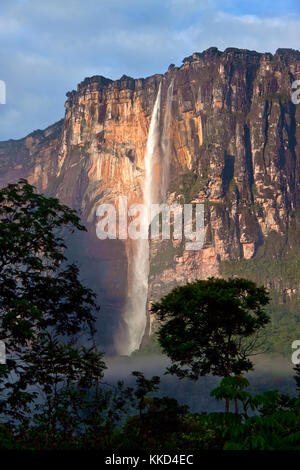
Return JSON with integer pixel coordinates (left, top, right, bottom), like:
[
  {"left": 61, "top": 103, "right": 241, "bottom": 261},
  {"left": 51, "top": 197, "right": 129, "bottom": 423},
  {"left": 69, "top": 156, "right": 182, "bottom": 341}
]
[{"left": 0, "top": 0, "right": 300, "bottom": 141}]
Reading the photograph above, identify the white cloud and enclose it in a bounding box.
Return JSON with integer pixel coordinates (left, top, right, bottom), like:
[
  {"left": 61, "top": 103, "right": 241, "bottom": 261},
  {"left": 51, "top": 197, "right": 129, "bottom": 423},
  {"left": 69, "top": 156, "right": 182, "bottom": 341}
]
[{"left": 0, "top": 1, "right": 299, "bottom": 140}]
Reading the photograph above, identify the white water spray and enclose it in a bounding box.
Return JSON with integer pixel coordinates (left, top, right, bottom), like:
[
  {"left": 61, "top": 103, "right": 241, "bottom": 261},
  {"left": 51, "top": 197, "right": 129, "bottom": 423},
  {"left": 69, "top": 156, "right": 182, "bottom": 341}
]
[
  {"left": 161, "top": 79, "right": 174, "bottom": 201},
  {"left": 117, "top": 83, "right": 162, "bottom": 355}
]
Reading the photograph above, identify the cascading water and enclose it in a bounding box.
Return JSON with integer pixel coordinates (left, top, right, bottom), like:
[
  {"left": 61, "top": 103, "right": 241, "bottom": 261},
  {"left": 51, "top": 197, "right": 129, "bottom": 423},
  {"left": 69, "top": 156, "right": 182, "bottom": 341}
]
[
  {"left": 161, "top": 79, "right": 174, "bottom": 201},
  {"left": 116, "top": 83, "right": 162, "bottom": 355}
]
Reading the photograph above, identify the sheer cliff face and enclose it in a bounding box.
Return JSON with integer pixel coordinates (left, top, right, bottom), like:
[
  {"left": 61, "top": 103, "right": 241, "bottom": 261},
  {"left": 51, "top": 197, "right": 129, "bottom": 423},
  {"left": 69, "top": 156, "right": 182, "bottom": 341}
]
[{"left": 1, "top": 47, "right": 300, "bottom": 346}]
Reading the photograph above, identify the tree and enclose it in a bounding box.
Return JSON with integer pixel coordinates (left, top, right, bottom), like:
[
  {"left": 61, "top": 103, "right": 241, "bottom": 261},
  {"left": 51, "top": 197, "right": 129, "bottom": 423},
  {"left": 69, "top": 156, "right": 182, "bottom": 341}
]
[
  {"left": 120, "top": 372, "right": 190, "bottom": 450},
  {"left": 18, "top": 333, "right": 106, "bottom": 448},
  {"left": 0, "top": 179, "right": 105, "bottom": 427},
  {"left": 152, "top": 277, "right": 270, "bottom": 411},
  {"left": 203, "top": 384, "right": 300, "bottom": 450},
  {"left": 131, "top": 371, "right": 160, "bottom": 419},
  {"left": 210, "top": 375, "right": 253, "bottom": 415}
]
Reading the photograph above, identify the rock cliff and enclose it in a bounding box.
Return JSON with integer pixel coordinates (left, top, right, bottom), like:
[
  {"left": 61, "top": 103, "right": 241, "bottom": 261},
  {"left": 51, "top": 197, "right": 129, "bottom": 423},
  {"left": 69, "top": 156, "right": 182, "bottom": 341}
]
[{"left": 1, "top": 47, "right": 300, "bottom": 352}]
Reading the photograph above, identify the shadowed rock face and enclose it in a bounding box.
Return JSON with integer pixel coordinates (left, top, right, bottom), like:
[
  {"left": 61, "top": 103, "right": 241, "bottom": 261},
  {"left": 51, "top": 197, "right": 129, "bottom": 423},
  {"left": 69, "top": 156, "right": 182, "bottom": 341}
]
[{"left": 1, "top": 47, "right": 300, "bottom": 351}]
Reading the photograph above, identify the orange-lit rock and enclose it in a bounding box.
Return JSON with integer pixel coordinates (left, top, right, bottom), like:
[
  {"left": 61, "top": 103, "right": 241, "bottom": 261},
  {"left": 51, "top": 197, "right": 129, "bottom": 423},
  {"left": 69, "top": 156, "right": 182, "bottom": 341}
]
[{"left": 1, "top": 47, "right": 300, "bottom": 348}]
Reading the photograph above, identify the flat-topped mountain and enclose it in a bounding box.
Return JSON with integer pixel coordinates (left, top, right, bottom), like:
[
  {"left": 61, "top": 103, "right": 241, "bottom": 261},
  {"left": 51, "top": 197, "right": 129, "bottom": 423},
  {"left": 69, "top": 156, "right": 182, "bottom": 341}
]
[{"left": 1, "top": 47, "right": 300, "bottom": 352}]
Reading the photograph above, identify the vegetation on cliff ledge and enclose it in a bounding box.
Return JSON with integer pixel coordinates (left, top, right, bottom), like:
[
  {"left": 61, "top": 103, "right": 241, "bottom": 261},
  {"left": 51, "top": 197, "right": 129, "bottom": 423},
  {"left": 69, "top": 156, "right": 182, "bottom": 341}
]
[{"left": 0, "top": 180, "right": 299, "bottom": 451}]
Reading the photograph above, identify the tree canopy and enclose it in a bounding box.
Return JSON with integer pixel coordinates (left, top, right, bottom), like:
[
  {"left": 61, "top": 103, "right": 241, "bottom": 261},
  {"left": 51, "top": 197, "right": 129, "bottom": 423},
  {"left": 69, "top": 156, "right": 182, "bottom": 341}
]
[
  {"left": 152, "top": 277, "right": 270, "bottom": 381},
  {"left": 0, "top": 179, "right": 104, "bottom": 426}
]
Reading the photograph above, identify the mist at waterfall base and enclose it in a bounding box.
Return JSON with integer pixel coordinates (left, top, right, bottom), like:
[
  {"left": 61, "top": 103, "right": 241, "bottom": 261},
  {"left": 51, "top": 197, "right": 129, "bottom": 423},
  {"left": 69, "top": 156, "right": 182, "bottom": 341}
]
[{"left": 104, "top": 353, "right": 297, "bottom": 413}]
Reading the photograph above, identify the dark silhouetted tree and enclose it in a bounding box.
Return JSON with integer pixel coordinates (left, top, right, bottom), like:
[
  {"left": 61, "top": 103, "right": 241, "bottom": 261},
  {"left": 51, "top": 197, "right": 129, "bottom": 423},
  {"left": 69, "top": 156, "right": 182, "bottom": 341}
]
[
  {"left": 0, "top": 179, "right": 105, "bottom": 431},
  {"left": 152, "top": 277, "right": 270, "bottom": 411}
]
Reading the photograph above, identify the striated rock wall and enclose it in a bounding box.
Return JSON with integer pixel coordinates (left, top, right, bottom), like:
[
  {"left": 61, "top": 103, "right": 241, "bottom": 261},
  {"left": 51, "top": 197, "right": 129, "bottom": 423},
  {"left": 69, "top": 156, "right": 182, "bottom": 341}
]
[{"left": 1, "top": 47, "right": 300, "bottom": 350}]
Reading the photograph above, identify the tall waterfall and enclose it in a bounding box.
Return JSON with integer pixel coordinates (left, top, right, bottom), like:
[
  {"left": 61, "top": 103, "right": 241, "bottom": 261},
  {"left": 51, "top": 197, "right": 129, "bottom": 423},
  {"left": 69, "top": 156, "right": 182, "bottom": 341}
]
[
  {"left": 117, "top": 83, "right": 162, "bottom": 355},
  {"left": 161, "top": 79, "right": 174, "bottom": 201}
]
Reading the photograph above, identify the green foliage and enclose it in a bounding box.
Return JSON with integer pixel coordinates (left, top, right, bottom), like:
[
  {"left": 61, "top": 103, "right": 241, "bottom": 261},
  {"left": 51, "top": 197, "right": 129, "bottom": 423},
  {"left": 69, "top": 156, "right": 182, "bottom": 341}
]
[
  {"left": 28, "top": 129, "right": 43, "bottom": 138},
  {"left": 200, "top": 377, "right": 300, "bottom": 450},
  {"left": 131, "top": 371, "right": 160, "bottom": 416},
  {"left": 118, "top": 371, "right": 219, "bottom": 451},
  {"left": 0, "top": 179, "right": 105, "bottom": 429},
  {"left": 220, "top": 226, "right": 300, "bottom": 354},
  {"left": 153, "top": 277, "right": 270, "bottom": 380},
  {"left": 150, "top": 241, "right": 181, "bottom": 276},
  {"left": 229, "top": 178, "right": 237, "bottom": 192},
  {"left": 168, "top": 171, "right": 208, "bottom": 203},
  {"left": 211, "top": 376, "right": 254, "bottom": 413},
  {"left": 204, "top": 390, "right": 300, "bottom": 450},
  {"left": 0, "top": 180, "right": 298, "bottom": 451}
]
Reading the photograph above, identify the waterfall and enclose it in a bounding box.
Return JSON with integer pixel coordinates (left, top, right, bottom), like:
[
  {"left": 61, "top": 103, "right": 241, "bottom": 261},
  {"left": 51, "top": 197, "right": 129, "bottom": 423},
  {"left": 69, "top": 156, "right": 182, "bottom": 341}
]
[
  {"left": 144, "top": 83, "right": 162, "bottom": 210},
  {"left": 161, "top": 79, "right": 174, "bottom": 201},
  {"left": 116, "top": 83, "right": 162, "bottom": 355}
]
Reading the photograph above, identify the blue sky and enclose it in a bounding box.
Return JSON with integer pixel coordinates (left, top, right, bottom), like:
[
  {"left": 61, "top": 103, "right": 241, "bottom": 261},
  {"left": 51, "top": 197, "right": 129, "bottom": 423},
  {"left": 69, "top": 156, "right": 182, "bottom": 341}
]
[{"left": 0, "top": 0, "right": 299, "bottom": 140}]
